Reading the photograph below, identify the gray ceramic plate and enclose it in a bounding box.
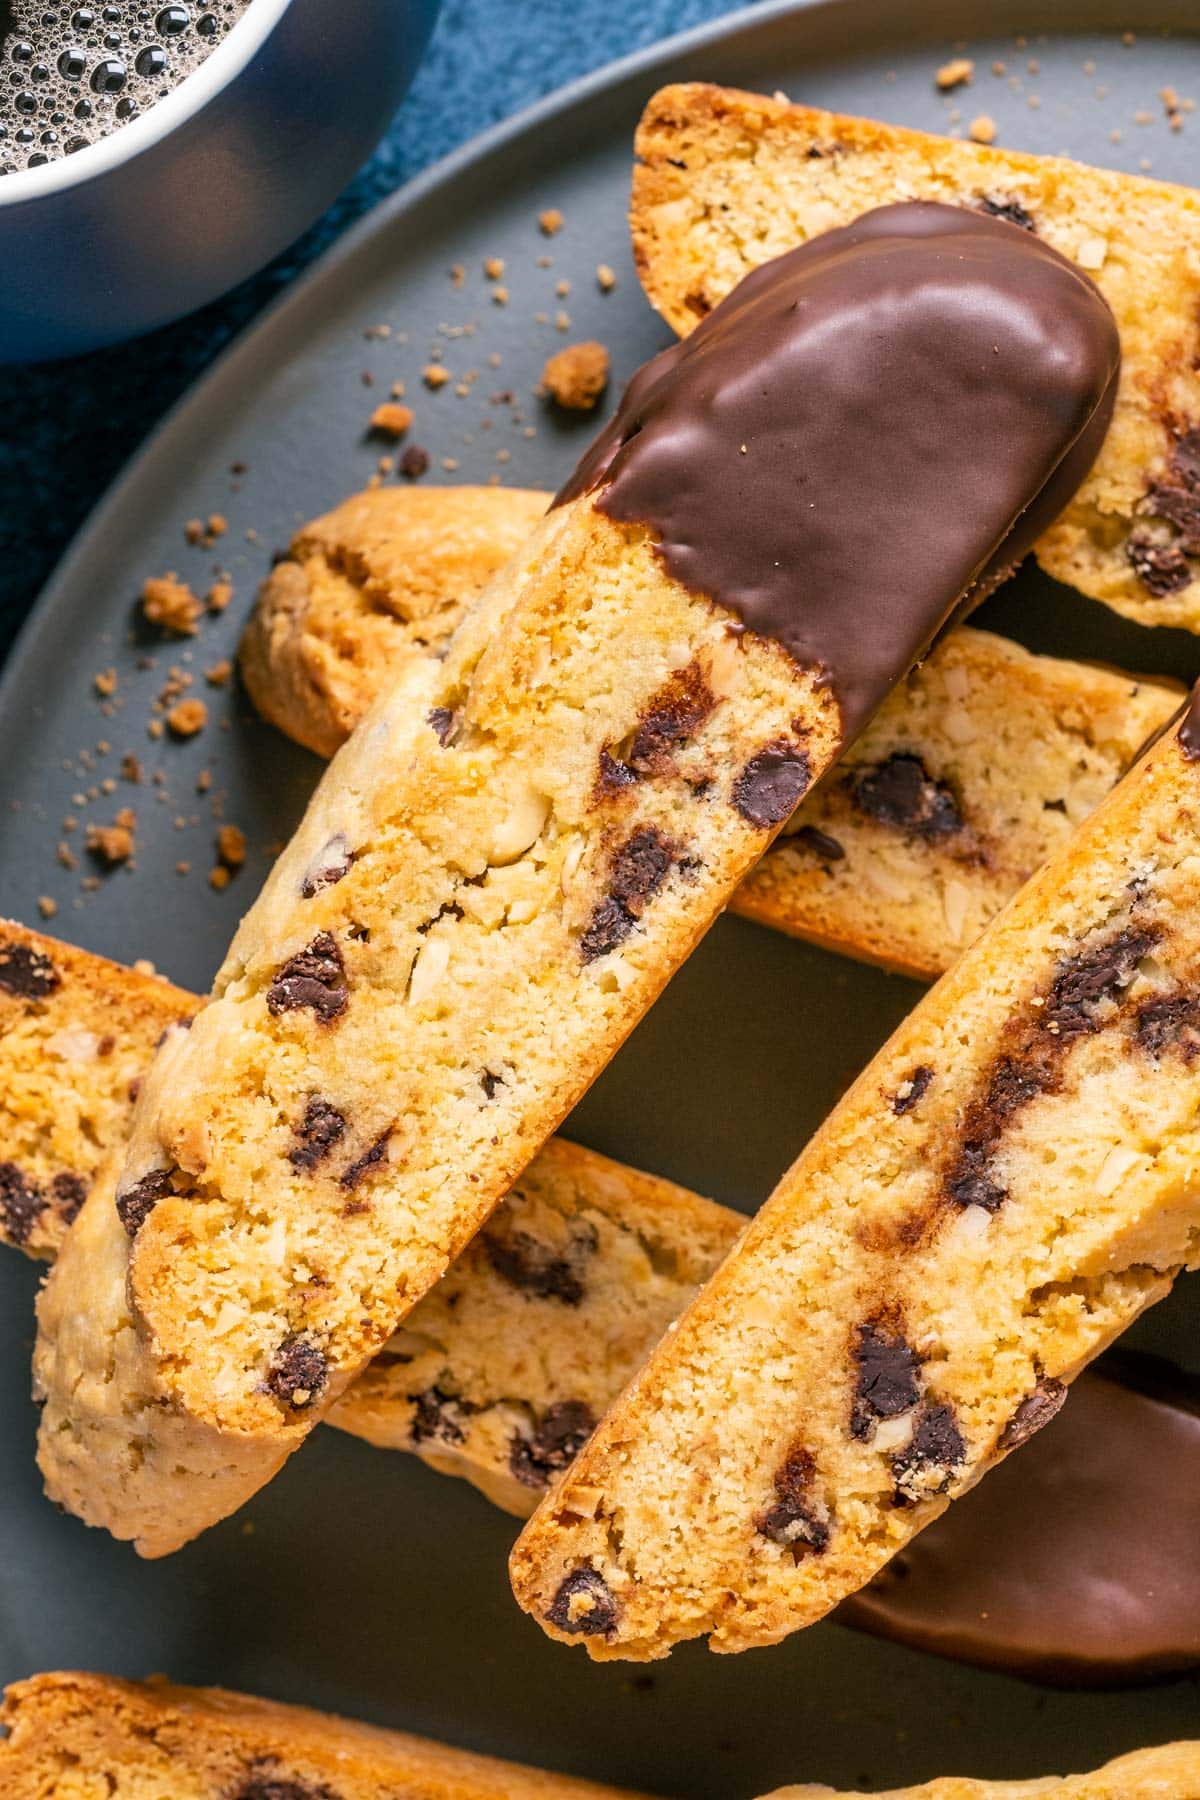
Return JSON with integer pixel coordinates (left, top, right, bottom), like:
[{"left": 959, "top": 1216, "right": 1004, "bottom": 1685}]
[{"left": 3, "top": 2, "right": 1200, "bottom": 1793}]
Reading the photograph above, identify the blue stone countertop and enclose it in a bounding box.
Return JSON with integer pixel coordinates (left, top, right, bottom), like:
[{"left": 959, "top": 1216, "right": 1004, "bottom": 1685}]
[{"left": 0, "top": 0, "right": 743, "bottom": 666}]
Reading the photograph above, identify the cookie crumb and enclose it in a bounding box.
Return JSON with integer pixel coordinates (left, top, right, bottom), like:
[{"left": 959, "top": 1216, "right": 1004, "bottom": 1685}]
[
  {"left": 93, "top": 667, "right": 118, "bottom": 698},
  {"left": 538, "top": 207, "right": 563, "bottom": 236},
  {"left": 205, "top": 660, "right": 232, "bottom": 687},
  {"left": 206, "top": 580, "right": 233, "bottom": 614},
  {"left": 492, "top": 285, "right": 509, "bottom": 306},
  {"left": 399, "top": 444, "right": 430, "bottom": 479},
  {"left": 216, "top": 824, "right": 246, "bottom": 869},
  {"left": 142, "top": 575, "right": 202, "bottom": 636},
  {"left": 166, "top": 698, "right": 208, "bottom": 739},
  {"left": 969, "top": 114, "right": 997, "bottom": 143},
  {"left": 37, "top": 895, "right": 58, "bottom": 919},
  {"left": 120, "top": 753, "right": 142, "bottom": 783},
  {"left": 209, "top": 865, "right": 231, "bottom": 891},
  {"left": 596, "top": 262, "right": 617, "bottom": 292},
  {"left": 369, "top": 402, "right": 413, "bottom": 438},
  {"left": 540, "top": 341, "right": 610, "bottom": 411},
  {"left": 936, "top": 56, "right": 974, "bottom": 90},
  {"left": 450, "top": 263, "right": 465, "bottom": 287},
  {"left": 423, "top": 364, "right": 450, "bottom": 390},
  {"left": 484, "top": 255, "right": 505, "bottom": 279},
  {"left": 86, "top": 815, "right": 135, "bottom": 865}
]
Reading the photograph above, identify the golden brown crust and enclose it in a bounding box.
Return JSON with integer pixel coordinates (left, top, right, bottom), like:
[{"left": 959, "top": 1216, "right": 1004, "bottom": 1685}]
[
  {"left": 0, "top": 1672, "right": 647, "bottom": 1798},
  {"left": 631, "top": 83, "right": 1200, "bottom": 632},
  {"left": 239, "top": 485, "right": 548, "bottom": 758}
]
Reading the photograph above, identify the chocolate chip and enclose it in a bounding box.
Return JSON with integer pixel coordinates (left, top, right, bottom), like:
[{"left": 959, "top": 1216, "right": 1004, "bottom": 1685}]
[
  {"left": 579, "top": 826, "right": 680, "bottom": 962},
  {"left": 545, "top": 1567, "right": 618, "bottom": 1637},
  {"left": 300, "top": 835, "right": 354, "bottom": 899},
  {"left": 483, "top": 1219, "right": 596, "bottom": 1305},
  {"left": 731, "top": 742, "right": 811, "bottom": 828},
  {"left": 510, "top": 1400, "right": 596, "bottom": 1489},
  {"left": 339, "top": 1130, "right": 390, "bottom": 1192},
  {"left": 792, "top": 823, "right": 845, "bottom": 863},
  {"left": 266, "top": 933, "right": 348, "bottom": 1023},
  {"left": 0, "top": 940, "right": 60, "bottom": 1000},
  {"left": 1135, "top": 991, "right": 1200, "bottom": 1061},
  {"left": 266, "top": 1335, "right": 328, "bottom": 1410},
  {"left": 1144, "top": 430, "right": 1200, "bottom": 554},
  {"left": 621, "top": 662, "right": 716, "bottom": 776},
  {"left": 851, "top": 1322, "right": 923, "bottom": 1439},
  {"left": 850, "top": 752, "right": 963, "bottom": 838},
  {"left": 288, "top": 1096, "right": 346, "bottom": 1171},
  {"left": 892, "top": 1066, "right": 933, "bottom": 1115},
  {"left": 479, "top": 1068, "right": 504, "bottom": 1100},
  {"left": 595, "top": 746, "right": 638, "bottom": 794},
  {"left": 979, "top": 195, "right": 1037, "bottom": 231},
  {"left": 754, "top": 1447, "right": 830, "bottom": 1557},
  {"left": 946, "top": 1147, "right": 1009, "bottom": 1214},
  {"left": 409, "top": 1385, "right": 473, "bottom": 1446},
  {"left": 998, "top": 1378, "right": 1067, "bottom": 1453},
  {"left": 233, "top": 1773, "right": 341, "bottom": 1800},
  {"left": 115, "top": 1167, "right": 174, "bottom": 1237},
  {"left": 427, "top": 706, "right": 456, "bottom": 746},
  {"left": 0, "top": 1162, "right": 45, "bottom": 1246},
  {"left": 50, "top": 1170, "right": 87, "bottom": 1225},
  {"left": 891, "top": 1403, "right": 967, "bottom": 1507},
  {"left": 1045, "top": 925, "right": 1158, "bottom": 1038},
  {"left": 1127, "top": 531, "right": 1192, "bottom": 596}
]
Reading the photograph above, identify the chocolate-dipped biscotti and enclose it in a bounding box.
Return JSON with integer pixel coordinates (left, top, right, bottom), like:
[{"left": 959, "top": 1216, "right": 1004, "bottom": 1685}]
[
  {"left": 0, "top": 1672, "right": 646, "bottom": 1799},
  {"left": 11, "top": 929, "right": 1196, "bottom": 1687},
  {"left": 759, "top": 1742, "right": 1200, "bottom": 1800},
  {"left": 510, "top": 695, "right": 1200, "bottom": 1660},
  {"left": 36, "top": 206, "right": 1116, "bottom": 1556},
  {"left": 240, "top": 489, "right": 1180, "bottom": 983},
  {"left": 631, "top": 83, "right": 1200, "bottom": 632}
]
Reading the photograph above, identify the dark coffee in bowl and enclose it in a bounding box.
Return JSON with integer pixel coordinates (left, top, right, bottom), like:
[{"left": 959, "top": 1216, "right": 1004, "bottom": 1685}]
[{"left": 0, "top": 0, "right": 253, "bottom": 173}]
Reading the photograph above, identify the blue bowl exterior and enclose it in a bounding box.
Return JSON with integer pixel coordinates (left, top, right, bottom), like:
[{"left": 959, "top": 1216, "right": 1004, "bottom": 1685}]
[{"left": 0, "top": 0, "right": 440, "bottom": 363}]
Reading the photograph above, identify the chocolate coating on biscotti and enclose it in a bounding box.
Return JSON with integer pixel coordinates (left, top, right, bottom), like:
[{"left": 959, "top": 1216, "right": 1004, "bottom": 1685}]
[
  {"left": 1178, "top": 678, "right": 1200, "bottom": 761},
  {"left": 559, "top": 202, "right": 1118, "bottom": 742},
  {"left": 842, "top": 1356, "right": 1200, "bottom": 1685}
]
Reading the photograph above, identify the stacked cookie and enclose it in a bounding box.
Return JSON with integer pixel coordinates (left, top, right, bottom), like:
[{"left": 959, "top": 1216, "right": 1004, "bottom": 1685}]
[{"left": 9, "top": 86, "right": 1200, "bottom": 1796}]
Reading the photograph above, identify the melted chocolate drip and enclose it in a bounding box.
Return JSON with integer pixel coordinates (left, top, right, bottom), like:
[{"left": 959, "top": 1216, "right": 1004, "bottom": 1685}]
[
  {"left": 841, "top": 1355, "right": 1200, "bottom": 1686},
  {"left": 558, "top": 203, "right": 1118, "bottom": 744}
]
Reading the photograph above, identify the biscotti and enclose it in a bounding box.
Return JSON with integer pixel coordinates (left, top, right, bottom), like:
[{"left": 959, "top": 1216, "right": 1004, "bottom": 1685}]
[
  {"left": 760, "top": 1742, "right": 1200, "bottom": 1799},
  {"left": 0, "top": 1672, "right": 646, "bottom": 1799},
  {"left": 15, "top": 937, "right": 1196, "bottom": 1687},
  {"left": 0, "top": 921, "right": 192, "bottom": 1258},
  {"left": 238, "top": 488, "right": 1181, "bottom": 981},
  {"left": 631, "top": 83, "right": 1200, "bottom": 632},
  {"left": 330, "top": 1136, "right": 742, "bottom": 1514},
  {"left": 240, "top": 485, "right": 548, "bottom": 758},
  {"left": 39, "top": 208, "right": 1115, "bottom": 1556},
  {"left": 510, "top": 695, "right": 1200, "bottom": 1660}
]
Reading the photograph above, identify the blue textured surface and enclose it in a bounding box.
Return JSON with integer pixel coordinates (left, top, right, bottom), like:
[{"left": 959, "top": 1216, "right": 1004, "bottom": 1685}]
[{"left": 0, "top": 0, "right": 738, "bottom": 664}]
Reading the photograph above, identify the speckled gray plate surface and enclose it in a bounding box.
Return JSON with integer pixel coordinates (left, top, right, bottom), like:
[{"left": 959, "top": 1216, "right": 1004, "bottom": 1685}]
[{"left": 3, "top": 3, "right": 1200, "bottom": 1793}]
